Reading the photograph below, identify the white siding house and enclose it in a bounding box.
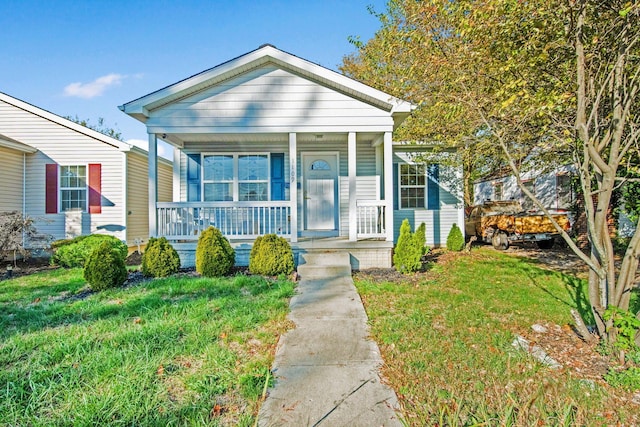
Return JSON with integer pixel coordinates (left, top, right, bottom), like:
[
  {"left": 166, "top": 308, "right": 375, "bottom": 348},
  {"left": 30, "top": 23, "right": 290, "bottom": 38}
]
[
  {"left": 119, "top": 45, "right": 464, "bottom": 268},
  {"left": 0, "top": 92, "right": 172, "bottom": 249},
  {"left": 473, "top": 166, "right": 574, "bottom": 213}
]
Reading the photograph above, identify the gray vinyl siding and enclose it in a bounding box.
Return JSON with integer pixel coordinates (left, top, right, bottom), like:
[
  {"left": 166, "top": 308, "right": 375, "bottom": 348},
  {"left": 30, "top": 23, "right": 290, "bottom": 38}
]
[
  {"left": 147, "top": 66, "right": 394, "bottom": 134},
  {"left": 393, "top": 152, "right": 464, "bottom": 247},
  {"left": 0, "top": 146, "right": 25, "bottom": 212},
  {"left": 0, "top": 99, "right": 126, "bottom": 243},
  {"left": 473, "top": 165, "right": 574, "bottom": 211}
]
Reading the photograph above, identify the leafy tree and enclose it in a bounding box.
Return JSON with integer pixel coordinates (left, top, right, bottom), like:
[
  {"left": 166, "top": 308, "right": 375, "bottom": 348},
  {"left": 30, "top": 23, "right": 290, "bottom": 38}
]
[
  {"left": 344, "top": 0, "right": 640, "bottom": 343},
  {"left": 65, "top": 115, "right": 123, "bottom": 141}
]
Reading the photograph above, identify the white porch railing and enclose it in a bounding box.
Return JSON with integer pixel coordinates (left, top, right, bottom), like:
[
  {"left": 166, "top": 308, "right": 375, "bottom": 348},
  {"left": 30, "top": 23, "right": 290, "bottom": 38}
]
[
  {"left": 157, "top": 202, "right": 291, "bottom": 240},
  {"left": 356, "top": 200, "right": 386, "bottom": 238}
]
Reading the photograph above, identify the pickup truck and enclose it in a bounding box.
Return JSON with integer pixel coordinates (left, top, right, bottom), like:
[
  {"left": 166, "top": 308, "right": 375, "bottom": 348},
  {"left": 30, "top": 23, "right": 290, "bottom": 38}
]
[{"left": 464, "top": 201, "right": 571, "bottom": 250}]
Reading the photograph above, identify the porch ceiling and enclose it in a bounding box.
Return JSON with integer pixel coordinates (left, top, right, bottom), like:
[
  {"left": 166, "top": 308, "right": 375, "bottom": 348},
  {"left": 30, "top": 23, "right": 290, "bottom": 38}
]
[{"left": 164, "top": 131, "right": 384, "bottom": 147}]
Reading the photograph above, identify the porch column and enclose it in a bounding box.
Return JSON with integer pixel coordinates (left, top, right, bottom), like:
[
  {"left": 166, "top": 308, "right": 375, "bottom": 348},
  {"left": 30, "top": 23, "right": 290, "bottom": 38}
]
[
  {"left": 148, "top": 133, "right": 158, "bottom": 237},
  {"left": 348, "top": 132, "right": 357, "bottom": 241},
  {"left": 289, "top": 133, "right": 298, "bottom": 243},
  {"left": 172, "top": 146, "right": 181, "bottom": 202},
  {"left": 383, "top": 131, "right": 394, "bottom": 242}
]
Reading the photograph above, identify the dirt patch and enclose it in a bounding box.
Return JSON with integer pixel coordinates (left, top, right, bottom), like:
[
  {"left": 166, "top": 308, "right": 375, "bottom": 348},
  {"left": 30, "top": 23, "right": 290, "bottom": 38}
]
[
  {"left": 1, "top": 257, "right": 58, "bottom": 280},
  {"left": 503, "top": 243, "right": 589, "bottom": 278}
]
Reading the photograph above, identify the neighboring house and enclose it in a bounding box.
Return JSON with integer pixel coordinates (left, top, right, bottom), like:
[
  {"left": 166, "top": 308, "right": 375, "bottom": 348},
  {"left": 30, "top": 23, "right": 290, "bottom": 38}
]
[
  {"left": 119, "top": 44, "right": 464, "bottom": 268},
  {"left": 473, "top": 166, "right": 574, "bottom": 213},
  {"left": 0, "top": 92, "right": 173, "bottom": 250}
]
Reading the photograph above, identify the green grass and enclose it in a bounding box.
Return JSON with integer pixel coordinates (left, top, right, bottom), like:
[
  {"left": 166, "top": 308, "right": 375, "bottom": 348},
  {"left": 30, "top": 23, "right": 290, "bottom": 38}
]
[
  {"left": 355, "top": 248, "right": 639, "bottom": 426},
  {"left": 0, "top": 268, "right": 294, "bottom": 426}
]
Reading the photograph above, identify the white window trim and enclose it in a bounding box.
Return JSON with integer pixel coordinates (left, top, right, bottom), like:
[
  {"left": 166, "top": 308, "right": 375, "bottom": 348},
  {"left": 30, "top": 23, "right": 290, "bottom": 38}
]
[
  {"left": 59, "top": 164, "right": 88, "bottom": 212},
  {"left": 398, "top": 163, "right": 426, "bottom": 210},
  {"left": 201, "top": 152, "right": 271, "bottom": 202}
]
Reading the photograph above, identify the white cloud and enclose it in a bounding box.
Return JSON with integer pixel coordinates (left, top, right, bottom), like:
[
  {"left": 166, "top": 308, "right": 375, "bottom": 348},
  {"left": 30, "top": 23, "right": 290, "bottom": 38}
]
[{"left": 63, "top": 73, "right": 126, "bottom": 99}]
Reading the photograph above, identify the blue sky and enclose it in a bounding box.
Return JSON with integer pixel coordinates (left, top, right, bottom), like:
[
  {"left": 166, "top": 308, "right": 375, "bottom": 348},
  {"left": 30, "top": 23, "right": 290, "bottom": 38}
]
[{"left": 1, "top": 0, "right": 386, "bottom": 156}]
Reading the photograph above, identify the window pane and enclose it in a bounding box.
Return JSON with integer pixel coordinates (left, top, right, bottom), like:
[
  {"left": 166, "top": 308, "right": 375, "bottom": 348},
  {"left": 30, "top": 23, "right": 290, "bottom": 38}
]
[
  {"left": 61, "top": 189, "right": 86, "bottom": 211},
  {"left": 203, "top": 155, "right": 233, "bottom": 181},
  {"left": 401, "top": 187, "right": 425, "bottom": 208},
  {"left": 310, "top": 160, "right": 330, "bottom": 171},
  {"left": 239, "top": 183, "right": 267, "bottom": 201},
  {"left": 60, "top": 165, "right": 86, "bottom": 188},
  {"left": 204, "top": 183, "right": 233, "bottom": 201},
  {"left": 239, "top": 155, "right": 268, "bottom": 181}
]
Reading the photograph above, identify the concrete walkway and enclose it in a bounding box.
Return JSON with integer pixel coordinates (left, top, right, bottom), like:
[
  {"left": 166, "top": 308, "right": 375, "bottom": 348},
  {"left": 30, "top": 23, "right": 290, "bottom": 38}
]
[{"left": 258, "top": 252, "right": 403, "bottom": 427}]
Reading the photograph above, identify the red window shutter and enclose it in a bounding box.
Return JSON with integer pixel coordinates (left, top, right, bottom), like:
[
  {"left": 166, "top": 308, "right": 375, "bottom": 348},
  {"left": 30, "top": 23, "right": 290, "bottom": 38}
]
[
  {"left": 88, "top": 163, "right": 102, "bottom": 214},
  {"left": 45, "top": 164, "right": 58, "bottom": 214}
]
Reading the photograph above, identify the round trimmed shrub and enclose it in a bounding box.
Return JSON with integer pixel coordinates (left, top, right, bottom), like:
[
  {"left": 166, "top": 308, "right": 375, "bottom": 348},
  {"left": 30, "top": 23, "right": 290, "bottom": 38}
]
[
  {"left": 141, "top": 237, "right": 181, "bottom": 278},
  {"left": 51, "top": 234, "right": 128, "bottom": 268},
  {"left": 393, "top": 219, "right": 422, "bottom": 273},
  {"left": 249, "top": 234, "right": 294, "bottom": 276},
  {"left": 195, "top": 226, "right": 235, "bottom": 277},
  {"left": 446, "top": 223, "right": 465, "bottom": 252},
  {"left": 84, "top": 241, "right": 128, "bottom": 291}
]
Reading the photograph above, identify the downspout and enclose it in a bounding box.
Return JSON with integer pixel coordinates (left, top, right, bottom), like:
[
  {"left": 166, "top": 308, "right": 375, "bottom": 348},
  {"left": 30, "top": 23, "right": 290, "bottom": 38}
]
[{"left": 22, "top": 153, "right": 26, "bottom": 249}]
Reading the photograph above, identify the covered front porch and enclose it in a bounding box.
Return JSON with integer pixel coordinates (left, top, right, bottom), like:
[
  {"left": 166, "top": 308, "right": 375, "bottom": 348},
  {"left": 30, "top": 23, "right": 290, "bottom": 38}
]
[{"left": 145, "top": 130, "right": 396, "bottom": 267}]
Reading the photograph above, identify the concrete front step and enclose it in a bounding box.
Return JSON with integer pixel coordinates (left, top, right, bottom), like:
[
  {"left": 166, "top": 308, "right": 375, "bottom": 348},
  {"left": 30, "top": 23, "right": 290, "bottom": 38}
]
[
  {"left": 298, "top": 251, "right": 351, "bottom": 266},
  {"left": 297, "top": 251, "right": 352, "bottom": 280}
]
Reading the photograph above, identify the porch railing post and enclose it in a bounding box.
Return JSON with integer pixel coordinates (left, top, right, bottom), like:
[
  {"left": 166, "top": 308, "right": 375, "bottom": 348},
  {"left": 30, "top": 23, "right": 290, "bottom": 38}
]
[
  {"left": 348, "top": 132, "right": 357, "bottom": 241},
  {"left": 289, "top": 133, "right": 298, "bottom": 243},
  {"left": 148, "top": 133, "right": 158, "bottom": 238},
  {"left": 383, "top": 132, "right": 394, "bottom": 242}
]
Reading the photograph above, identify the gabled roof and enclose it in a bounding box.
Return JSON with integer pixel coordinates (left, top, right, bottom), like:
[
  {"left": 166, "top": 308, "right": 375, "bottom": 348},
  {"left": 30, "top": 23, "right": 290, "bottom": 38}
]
[
  {"left": 0, "top": 132, "right": 37, "bottom": 153},
  {"left": 0, "top": 91, "right": 134, "bottom": 152},
  {"left": 119, "top": 44, "right": 415, "bottom": 122}
]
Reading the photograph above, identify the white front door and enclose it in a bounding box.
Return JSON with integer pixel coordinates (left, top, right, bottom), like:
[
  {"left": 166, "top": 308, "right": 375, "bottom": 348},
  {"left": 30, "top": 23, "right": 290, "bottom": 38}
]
[{"left": 303, "top": 153, "right": 338, "bottom": 230}]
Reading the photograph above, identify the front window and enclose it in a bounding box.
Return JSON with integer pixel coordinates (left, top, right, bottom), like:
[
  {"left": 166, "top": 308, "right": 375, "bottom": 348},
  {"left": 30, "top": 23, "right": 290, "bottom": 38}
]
[
  {"left": 60, "top": 165, "right": 87, "bottom": 211},
  {"left": 202, "top": 153, "right": 269, "bottom": 202},
  {"left": 238, "top": 155, "right": 268, "bottom": 201},
  {"left": 521, "top": 180, "right": 535, "bottom": 211},
  {"left": 400, "top": 164, "right": 425, "bottom": 208},
  {"left": 203, "top": 155, "right": 233, "bottom": 201},
  {"left": 556, "top": 174, "right": 572, "bottom": 208},
  {"left": 493, "top": 182, "right": 503, "bottom": 201}
]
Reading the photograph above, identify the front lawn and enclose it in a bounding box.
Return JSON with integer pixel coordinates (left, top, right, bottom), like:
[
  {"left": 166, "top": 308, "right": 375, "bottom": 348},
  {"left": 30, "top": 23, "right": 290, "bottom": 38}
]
[
  {"left": 355, "top": 248, "right": 639, "bottom": 426},
  {"left": 0, "top": 268, "right": 294, "bottom": 426}
]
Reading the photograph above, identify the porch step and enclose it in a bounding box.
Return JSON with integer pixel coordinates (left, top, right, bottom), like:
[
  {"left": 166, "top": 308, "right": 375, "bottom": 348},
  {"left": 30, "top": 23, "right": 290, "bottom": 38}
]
[{"left": 297, "top": 251, "right": 351, "bottom": 280}]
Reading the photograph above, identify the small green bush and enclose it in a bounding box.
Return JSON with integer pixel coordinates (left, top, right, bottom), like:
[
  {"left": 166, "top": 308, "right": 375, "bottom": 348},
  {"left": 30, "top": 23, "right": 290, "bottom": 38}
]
[
  {"left": 393, "top": 219, "right": 423, "bottom": 273},
  {"left": 414, "top": 222, "right": 428, "bottom": 256},
  {"left": 605, "top": 366, "right": 640, "bottom": 391},
  {"left": 196, "top": 226, "right": 235, "bottom": 277},
  {"left": 141, "top": 237, "right": 181, "bottom": 278},
  {"left": 51, "top": 234, "right": 128, "bottom": 268},
  {"left": 446, "top": 223, "right": 465, "bottom": 252},
  {"left": 83, "top": 241, "right": 128, "bottom": 291},
  {"left": 249, "top": 234, "right": 294, "bottom": 276}
]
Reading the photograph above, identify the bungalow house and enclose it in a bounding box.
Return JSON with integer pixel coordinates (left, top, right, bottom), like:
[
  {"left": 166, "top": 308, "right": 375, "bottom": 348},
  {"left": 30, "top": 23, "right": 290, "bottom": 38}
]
[
  {"left": 119, "top": 45, "right": 464, "bottom": 268},
  {"left": 0, "top": 92, "right": 173, "bottom": 251}
]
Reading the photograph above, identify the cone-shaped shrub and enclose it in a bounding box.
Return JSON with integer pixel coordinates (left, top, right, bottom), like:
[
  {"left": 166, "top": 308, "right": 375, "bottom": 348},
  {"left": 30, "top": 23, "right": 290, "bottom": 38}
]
[
  {"left": 195, "top": 226, "right": 235, "bottom": 277},
  {"left": 249, "top": 234, "right": 294, "bottom": 276},
  {"left": 84, "top": 241, "right": 128, "bottom": 291},
  {"left": 414, "top": 222, "right": 428, "bottom": 256},
  {"left": 446, "top": 223, "right": 465, "bottom": 252},
  {"left": 393, "top": 219, "right": 422, "bottom": 273},
  {"left": 141, "top": 237, "right": 181, "bottom": 278}
]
